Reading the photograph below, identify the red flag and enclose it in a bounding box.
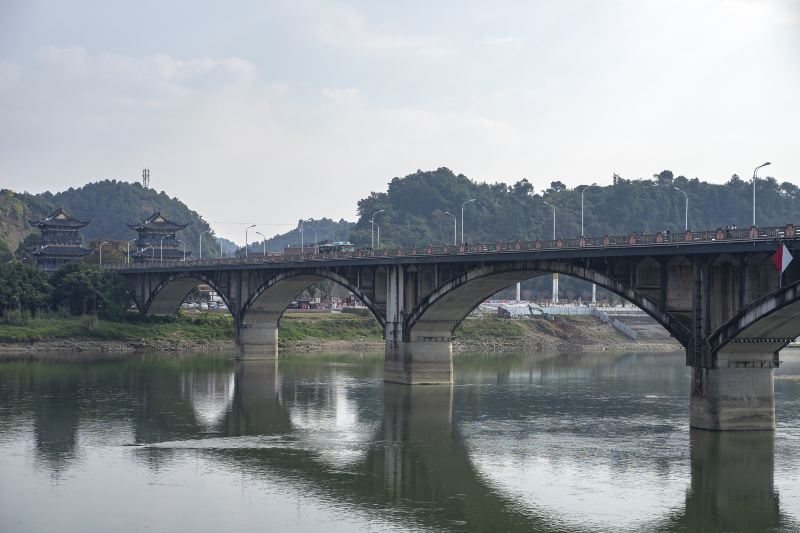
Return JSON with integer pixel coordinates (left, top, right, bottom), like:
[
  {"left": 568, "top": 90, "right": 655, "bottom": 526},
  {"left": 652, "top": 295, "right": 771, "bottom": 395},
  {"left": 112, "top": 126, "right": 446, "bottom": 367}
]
[{"left": 772, "top": 244, "right": 793, "bottom": 274}]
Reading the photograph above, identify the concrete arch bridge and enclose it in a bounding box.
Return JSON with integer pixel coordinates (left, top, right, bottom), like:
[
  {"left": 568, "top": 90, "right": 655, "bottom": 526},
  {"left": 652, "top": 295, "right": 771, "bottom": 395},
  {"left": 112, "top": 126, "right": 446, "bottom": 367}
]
[{"left": 112, "top": 225, "right": 800, "bottom": 430}]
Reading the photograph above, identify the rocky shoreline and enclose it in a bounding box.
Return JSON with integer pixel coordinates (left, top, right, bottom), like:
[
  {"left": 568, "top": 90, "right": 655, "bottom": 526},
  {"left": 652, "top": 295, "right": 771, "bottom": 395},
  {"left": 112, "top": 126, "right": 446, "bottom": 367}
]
[{"left": 0, "top": 336, "right": 681, "bottom": 356}]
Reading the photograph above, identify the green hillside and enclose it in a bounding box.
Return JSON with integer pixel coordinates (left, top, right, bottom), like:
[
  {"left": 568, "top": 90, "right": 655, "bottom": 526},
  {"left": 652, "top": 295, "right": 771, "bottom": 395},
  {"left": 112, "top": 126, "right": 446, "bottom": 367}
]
[
  {"left": 350, "top": 168, "right": 799, "bottom": 249},
  {"left": 7, "top": 180, "right": 222, "bottom": 259}
]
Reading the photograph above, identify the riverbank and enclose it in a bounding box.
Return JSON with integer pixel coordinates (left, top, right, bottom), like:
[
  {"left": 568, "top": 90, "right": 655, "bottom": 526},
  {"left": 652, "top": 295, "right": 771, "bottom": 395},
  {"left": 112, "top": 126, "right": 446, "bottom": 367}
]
[{"left": 0, "top": 311, "right": 681, "bottom": 355}]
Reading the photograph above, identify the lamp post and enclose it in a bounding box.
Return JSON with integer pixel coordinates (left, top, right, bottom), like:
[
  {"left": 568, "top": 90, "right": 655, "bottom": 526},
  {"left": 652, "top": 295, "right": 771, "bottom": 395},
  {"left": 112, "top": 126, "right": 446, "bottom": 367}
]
[
  {"left": 126, "top": 239, "right": 136, "bottom": 264},
  {"left": 299, "top": 222, "right": 305, "bottom": 253},
  {"left": 376, "top": 222, "right": 381, "bottom": 249},
  {"left": 99, "top": 241, "right": 109, "bottom": 267},
  {"left": 177, "top": 239, "right": 186, "bottom": 261},
  {"left": 577, "top": 185, "right": 595, "bottom": 237},
  {"left": 461, "top": 199, "right": 476, "bottom": 244},
  {"left": 159, "top": 234, "right": 174, "bottom": 263},
  {"left": 307, "top": 226, "right": 318, "bottom": 254},
  {"left": 752, "top": 162, "right": 771, "bottom": 226},
  {"left": 443, "top": 211, "right": 457, "bottom": 246},
  {"left": 577, "top": 185, "right": 597, "bottom": 303},
  {"left": 199, "top": 230, "right": 211, "bottom": 260},
  {"left": 255, "top": 231, "right": 266, "bottom": 256},
  {"left": 245, "top": 224, "right": 256, "bottom": 257},
  {"left": 543, "top": 201, "right": 556, "bottom": 240},
  {"left": 370, "top": 210, "right": 385, "bottom": 249},
  {"left": 543, "top": 201, "right": 557, "bottom": 303},
  {"left": 673, "top": 186, "right": 689, "bottom": 231}
]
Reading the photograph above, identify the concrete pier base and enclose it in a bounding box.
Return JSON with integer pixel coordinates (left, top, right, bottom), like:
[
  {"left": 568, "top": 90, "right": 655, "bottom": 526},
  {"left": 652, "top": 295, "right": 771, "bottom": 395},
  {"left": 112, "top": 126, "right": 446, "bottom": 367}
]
[
  {"left": 383, "top": 340, "right": 453, "bottom": 384},
  {"left": 690, "top": 367, "right": 775, "bottom": 430},
  {"left": 236, "top": 321, "right": 279, "bottom": 360}
]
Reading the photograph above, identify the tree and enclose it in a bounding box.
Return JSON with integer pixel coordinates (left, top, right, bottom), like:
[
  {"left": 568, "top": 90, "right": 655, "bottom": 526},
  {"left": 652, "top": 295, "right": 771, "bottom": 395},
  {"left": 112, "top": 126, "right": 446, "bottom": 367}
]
[
  {"left": 50, "top": 262, "right": 132, "bottom": 319},
  {"left": 0, "top": 262, "right": 51, "bottom": 316},
  {"left": 512, "top": 179, "right": 534, "bottom": 198},
  {"left": 0, "top": 236, "right": 12, "bottom": 262},
  {"left": 656, "top": 170, "right": 674, "bottom": 186}
]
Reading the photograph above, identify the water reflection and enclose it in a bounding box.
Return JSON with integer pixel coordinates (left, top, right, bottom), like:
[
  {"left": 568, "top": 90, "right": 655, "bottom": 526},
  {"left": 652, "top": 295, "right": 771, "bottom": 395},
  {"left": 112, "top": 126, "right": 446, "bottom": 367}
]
[
  {"left": 664, "top": 430, "right": 783, "bottom": 531},
  {"left": 0, "top": 352, "right": 797, "bottom": 532}
]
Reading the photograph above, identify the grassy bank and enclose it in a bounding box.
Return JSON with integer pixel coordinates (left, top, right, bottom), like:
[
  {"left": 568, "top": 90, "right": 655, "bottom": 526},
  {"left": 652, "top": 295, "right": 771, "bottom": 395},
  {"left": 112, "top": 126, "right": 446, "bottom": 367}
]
[
  {"left": 0, "top": 311, "right": 235, "bottom": 343},
  {"left": 0, "top": 311, "right": 674, "bottom": 352}
]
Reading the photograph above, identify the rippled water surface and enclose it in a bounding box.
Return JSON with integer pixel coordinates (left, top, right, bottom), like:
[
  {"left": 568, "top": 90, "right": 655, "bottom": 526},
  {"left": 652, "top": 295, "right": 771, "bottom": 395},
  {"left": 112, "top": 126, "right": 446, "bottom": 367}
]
[{"left": 1, "top": 350, "right": 799, "bottom": 532}]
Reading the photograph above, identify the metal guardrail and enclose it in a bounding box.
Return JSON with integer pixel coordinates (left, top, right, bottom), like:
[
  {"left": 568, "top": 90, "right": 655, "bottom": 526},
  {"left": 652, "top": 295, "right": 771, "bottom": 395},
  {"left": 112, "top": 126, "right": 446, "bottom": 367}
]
[{"left": 105, "top": 224, "right": 797, "bottom": 271}]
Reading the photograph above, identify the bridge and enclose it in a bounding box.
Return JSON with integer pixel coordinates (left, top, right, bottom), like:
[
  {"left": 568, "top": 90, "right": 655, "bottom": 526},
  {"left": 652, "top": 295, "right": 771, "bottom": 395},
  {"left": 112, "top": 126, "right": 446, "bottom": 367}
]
[{"left": 110, "top": 224, "right": 800, "bottom": 431}]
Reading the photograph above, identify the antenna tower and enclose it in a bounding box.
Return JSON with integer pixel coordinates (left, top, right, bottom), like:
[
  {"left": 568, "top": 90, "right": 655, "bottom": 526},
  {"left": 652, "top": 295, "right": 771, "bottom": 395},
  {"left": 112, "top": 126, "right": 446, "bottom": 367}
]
[{"left": 142, "top": 169, "right": 150, "bottom": 188}]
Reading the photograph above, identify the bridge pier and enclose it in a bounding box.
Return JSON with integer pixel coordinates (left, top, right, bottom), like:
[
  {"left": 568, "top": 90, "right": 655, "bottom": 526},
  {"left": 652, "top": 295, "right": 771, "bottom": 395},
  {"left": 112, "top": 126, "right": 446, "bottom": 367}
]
[
  {"left": 690, "top": 366, "right": 775, "bottom": 431},
  {"left": 236, "top": 315, "right": 279, "bottom": 360},
  {"left": 384, "top": 340, "right": 453, "bottom": 385}
]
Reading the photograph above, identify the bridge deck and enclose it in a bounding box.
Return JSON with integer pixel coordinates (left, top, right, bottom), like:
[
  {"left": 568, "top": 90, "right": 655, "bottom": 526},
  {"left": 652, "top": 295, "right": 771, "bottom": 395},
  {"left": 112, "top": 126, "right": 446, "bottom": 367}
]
[{"left": 109, "top": 225, "right": 796, "bottom": 273}]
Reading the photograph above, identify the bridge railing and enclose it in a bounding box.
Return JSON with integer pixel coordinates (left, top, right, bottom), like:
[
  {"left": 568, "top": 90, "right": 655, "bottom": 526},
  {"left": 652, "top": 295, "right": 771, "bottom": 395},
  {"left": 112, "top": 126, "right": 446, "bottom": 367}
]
[{"left": 105, "top": 224, "right": 796, "bottom": 270}]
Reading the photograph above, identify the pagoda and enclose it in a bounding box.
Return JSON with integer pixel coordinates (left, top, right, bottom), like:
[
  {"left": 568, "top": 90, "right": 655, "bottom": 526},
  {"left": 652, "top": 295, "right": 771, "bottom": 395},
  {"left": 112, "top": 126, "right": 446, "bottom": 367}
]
[
  {"left": 29, "top": 207, "right": 92, "bottom": 271},
  {"left": 128, "top": 211, "right": 192, "bottom": 263}
]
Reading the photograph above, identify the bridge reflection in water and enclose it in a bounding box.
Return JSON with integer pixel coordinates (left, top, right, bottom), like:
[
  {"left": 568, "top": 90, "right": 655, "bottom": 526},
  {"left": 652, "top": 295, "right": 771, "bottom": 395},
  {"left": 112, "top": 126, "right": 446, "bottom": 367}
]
[{"left": 0, "top": 353, "right": 798, "bottom": 531}]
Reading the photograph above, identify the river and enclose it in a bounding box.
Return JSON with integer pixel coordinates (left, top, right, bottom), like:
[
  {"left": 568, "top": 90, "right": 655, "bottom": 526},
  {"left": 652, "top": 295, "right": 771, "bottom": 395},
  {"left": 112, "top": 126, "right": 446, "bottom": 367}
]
[{"left": 1, "top": 350, "right": 799, "bottom": 532}]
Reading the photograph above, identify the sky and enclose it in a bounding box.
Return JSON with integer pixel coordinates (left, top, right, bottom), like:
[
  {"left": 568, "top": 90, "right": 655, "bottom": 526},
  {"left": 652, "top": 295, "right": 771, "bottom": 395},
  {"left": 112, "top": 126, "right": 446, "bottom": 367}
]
[{"left": 1, "top": 0, "right": 798, "bottom": 242}]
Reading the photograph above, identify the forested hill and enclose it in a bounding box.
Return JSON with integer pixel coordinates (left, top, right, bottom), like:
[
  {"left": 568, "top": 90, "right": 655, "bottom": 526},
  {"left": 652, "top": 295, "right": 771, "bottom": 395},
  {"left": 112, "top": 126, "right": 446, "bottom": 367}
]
[
  {"left": 2, "top": 180, "right": 223, "bottom": 258},
  {"left": 349, "top": 168, "right": 800, "bottom": 248}
]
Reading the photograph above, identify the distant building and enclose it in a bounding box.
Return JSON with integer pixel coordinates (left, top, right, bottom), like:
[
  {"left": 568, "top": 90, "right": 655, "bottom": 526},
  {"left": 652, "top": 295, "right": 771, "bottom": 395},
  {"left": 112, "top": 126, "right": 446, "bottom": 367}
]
[
  {"left": 127, "top": 211, "right": 192, "bottom": 263},
  {"left": 29, "top": 207, "right": 92, "bottom": 271}
]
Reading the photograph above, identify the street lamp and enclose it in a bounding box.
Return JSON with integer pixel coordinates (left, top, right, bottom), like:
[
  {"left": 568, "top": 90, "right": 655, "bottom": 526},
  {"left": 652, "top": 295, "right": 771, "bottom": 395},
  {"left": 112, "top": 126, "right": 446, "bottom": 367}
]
[
  {"left": 577, "top": 185, "right": 597, "bottom": 303},
  {"left": 255, "top": 231, "right": 266, "bottom": 256},
  {"left": 543, "top": 201, "right": 556, "bottom": 240},
  {"left": 126, "top": 239, "right": 136, "bottom": 264},
  {"left": 159, "top": 234, "right": 174, "bottom": 263},
  {"left": 376, "top": 222, "right": 381, "bottom": 249},
  {"left": 543, "top": 200, "right": 557, "bottom": 304},
  {"left": 370, "top": 210, "right": 385, "bottom": 249},
  {"left": 245, "top": 224, "right": 256, "bottom": 257},
  {"left": 673, "top": 186, "right": 689, "bottom": 231},
  {"left": 300, "top": 222, "right": 305, "bottom": 253},
  {"left": 577, "top": 185, "right": 596, "bottom": 237},
  {"left": 443, "top": 211, "right": 457, "bottom": 246},
  {"left": 99, "top": 241, "right": 109, "bottom": 267},
  {"left": 177, "top": 239, "right": 186, "bottom": 261},
  {"left": 461, "top": 199, "right": 476, "bottom": 244},
  {"left": 752, "top": 162, "right": 771, "bottom": 226},
  {"left": 307, "top": 226, "right": 318, "bottom": 254},
  {"left": 199, "top": 230, "right": 212, "bottom": 260}
]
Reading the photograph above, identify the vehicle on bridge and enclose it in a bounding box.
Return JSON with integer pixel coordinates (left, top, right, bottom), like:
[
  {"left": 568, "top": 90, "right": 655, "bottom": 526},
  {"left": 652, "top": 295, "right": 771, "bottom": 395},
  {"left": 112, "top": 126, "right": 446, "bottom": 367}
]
[{"left": 318, "top": 241, "right": 355, "bottom": 254}]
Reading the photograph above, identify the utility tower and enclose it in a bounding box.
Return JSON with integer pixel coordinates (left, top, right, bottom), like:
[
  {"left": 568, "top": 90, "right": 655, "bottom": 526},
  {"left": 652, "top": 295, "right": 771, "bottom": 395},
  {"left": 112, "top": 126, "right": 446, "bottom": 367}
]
[{"left": 142, "top": 169, "right": 150, "bottom": 188}]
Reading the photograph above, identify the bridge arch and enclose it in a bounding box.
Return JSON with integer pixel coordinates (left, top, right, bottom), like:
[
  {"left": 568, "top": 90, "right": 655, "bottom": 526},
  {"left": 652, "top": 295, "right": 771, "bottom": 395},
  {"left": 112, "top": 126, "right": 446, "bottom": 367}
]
[
  {"left": 237, "top": 269, "right": 385, "bottom": 357},
  {"left": 708, "top": 279, "right": 800, "bottom": 358},
  {"left": 240, "top": 269, "right": 384, "bottom": 327},
  {"left": 404, "top": 260, "right": 691, "bottom": 347},
  {"left": 143, "top": 272, "right": 235, "bottom": 318}
]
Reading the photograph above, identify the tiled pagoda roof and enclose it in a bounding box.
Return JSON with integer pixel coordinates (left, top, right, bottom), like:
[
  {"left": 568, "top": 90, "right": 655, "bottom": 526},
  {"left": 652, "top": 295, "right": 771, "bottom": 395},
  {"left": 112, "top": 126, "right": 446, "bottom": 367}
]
[
  {"left": 33, "top": 245, "right": 93, "bottom": 257},
  {"left": 128, "top": 211, "right": 188, "bottom": 232},
  {"left": 29, "top": 207, "right": 90, "bottom": 229}
]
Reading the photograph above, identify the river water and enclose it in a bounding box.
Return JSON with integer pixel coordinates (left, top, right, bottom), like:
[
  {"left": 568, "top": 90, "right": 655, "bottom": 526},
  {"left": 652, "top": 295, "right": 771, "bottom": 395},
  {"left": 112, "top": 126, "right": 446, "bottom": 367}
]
[{"left": 1, "top": 350, "right": 799, "bottom": 532}]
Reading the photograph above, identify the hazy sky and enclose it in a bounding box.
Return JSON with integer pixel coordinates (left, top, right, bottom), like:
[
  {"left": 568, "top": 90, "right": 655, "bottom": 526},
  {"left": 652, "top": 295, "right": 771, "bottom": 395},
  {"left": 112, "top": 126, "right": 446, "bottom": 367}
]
[{"left": 1, "top": 0, "right": 798, "bottom": 242}]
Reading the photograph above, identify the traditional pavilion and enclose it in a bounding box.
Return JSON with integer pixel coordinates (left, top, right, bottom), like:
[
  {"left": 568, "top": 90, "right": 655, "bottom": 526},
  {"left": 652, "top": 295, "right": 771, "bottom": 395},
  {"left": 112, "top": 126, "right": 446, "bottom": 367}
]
[
  {"left": 127, "top": 211, "right": 192, "bottom": 263},
  {"left": 29, "top": 207, "right": 93, "bottom": 271}
]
